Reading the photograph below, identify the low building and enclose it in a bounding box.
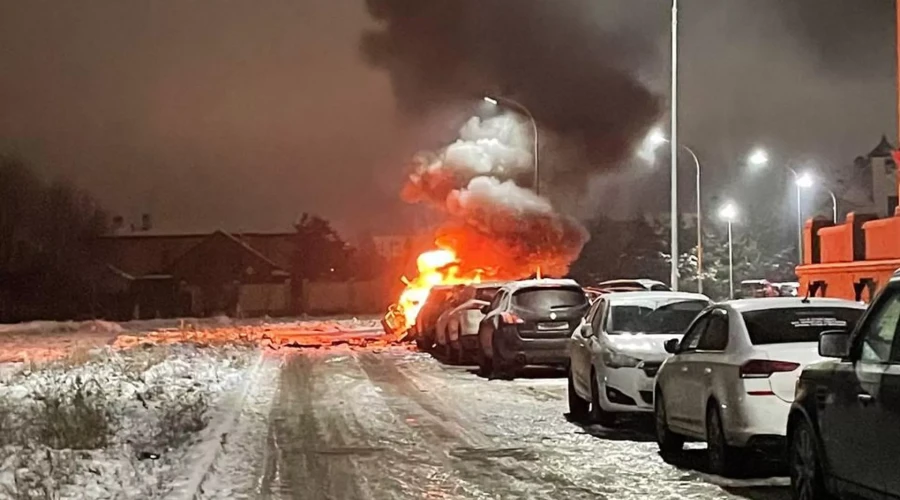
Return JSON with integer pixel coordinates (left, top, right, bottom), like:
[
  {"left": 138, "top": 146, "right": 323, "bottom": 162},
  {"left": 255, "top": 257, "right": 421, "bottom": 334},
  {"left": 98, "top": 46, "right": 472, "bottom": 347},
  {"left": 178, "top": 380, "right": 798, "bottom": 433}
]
[{"left": 99, "top": 230, "right": 293, "bottom": 319}]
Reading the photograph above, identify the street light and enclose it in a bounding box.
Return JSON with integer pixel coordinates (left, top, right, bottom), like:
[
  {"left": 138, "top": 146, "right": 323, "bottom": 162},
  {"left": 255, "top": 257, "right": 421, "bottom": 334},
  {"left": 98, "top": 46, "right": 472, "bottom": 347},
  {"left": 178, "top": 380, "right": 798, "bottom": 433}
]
[
  {"left": 795, "top": 171, "right": 838, "bottom": 223},
  {"left": 484, "top": 95, "right": 541, "bottom": 278},
  {"left": 647, "top": 127, "right": 704, "bottom": 294},
  {"left": 719, "top": 202, "right": 738, "bottom": 300},
  {"left": 669, "top": 0, "right": 679, "bottom": 291},
  {"left": 483, "top": 95, "right": 539, "bottom": 196},
  {"left": 746, "top": 149, "right": 803, "bottom": 262}
]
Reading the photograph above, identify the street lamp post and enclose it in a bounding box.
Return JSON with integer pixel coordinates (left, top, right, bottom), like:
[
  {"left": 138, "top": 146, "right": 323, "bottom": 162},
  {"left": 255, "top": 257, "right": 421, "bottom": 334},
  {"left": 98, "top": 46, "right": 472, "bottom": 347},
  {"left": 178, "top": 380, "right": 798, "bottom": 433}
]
[
  {"left": 484, "top": 95, "right": 541, "bottom": 278},
  {"left": 747, "top": 149, "right": 803, "bottom": 262},
  {"left": 719, "top": 202, "right": 738, "bottom": 300},
  {"left": 796, "top": 171, "right": 838, "bottom": 224},
  {"left": 483, "top": 96, "right": 539, "bottom": 195},
  {"left": 670, "top": 0, "right": 680, "bottom": 291},
  {"left": 648, "top": 129, "right": 702, "bottom": 294}
]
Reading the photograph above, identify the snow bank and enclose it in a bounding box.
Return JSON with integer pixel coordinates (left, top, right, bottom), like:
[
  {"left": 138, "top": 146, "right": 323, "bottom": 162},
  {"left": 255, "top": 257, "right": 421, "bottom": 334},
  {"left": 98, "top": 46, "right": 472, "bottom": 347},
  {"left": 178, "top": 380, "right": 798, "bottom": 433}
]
[{"left": 0, "top": 345, "right": 257, "bottom": 499}]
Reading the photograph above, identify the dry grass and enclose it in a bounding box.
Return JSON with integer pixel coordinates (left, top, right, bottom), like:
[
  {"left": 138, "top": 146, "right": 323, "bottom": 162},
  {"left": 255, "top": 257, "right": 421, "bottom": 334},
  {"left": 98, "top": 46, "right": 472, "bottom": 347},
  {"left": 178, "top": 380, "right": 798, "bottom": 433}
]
[{"left": 33, "top": 376, "right": 111, "bottom": 450}]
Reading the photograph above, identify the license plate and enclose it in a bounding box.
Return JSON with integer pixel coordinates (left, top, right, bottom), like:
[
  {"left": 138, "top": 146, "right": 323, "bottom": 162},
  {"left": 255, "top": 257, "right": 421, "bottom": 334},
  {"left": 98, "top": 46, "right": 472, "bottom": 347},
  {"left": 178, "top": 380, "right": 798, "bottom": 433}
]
[{"left": 537, "top": 321, "right": 568, "bottom": 331}]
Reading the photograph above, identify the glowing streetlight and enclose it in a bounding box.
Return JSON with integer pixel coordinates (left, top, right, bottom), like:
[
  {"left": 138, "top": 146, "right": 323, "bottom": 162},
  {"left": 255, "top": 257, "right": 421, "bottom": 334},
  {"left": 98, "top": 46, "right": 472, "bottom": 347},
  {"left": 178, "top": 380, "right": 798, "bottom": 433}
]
[
  {"left": 719, "top": 202, "right": 738, "bottom": 300},
  {"left": 796, "top": 171, "right": 815, "bottom": 189},
  {"left": 645, "top": 127, "right": 704, "bottom": 294},
  {"left": 795, "top": 170, "right": 838, "bottom": 223},
  {"left": 748, "top": 148, "right": 769, "bottom": 167}
]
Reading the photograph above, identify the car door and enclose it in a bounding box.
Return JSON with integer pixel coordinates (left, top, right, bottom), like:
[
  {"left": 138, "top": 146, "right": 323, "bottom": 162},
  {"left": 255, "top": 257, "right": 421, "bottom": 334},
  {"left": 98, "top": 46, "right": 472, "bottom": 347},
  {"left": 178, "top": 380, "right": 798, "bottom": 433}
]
[
  {"left": 881, "top": 326, "right": 900, "bottom": 497},
  {"left": 686, "top": 309, "right": 730, "bottom": 431},
  {"left": 571, "top": 298, "right": 603, "bottom": 395},
  {"left": 820, "top": 286, "right": 900, "bottom": 494},
  {"left": 663, "top": 313, "right": 710, "bottom": 432}
]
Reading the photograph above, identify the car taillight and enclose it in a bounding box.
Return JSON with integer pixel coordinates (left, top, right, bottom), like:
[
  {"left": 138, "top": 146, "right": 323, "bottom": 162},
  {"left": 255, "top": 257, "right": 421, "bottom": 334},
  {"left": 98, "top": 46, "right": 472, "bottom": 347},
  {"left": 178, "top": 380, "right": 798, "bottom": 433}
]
[
  {"left": 739, "top": 359, "right": 800, "bottom": 379},
  {"left": 500, "top": 312, "right": 524, "bottom": 324}
]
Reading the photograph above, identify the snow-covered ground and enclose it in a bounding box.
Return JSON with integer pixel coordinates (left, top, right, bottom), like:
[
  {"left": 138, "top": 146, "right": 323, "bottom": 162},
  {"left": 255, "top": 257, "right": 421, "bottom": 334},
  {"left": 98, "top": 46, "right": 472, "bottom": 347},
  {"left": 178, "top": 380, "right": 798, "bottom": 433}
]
[
  {"left": 0, "top": 316, "right": 384, "bottom": 499},
  {"left": 0, "top": 344, "right": 259, "bottom": 499},
  {"left": 0, "top": 316, "right": 382, "bottom": 363}
]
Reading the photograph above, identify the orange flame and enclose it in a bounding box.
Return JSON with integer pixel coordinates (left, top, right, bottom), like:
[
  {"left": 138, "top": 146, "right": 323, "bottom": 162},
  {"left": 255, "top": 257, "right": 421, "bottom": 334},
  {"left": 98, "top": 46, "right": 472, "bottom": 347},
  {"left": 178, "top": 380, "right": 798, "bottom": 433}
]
[{"left": 397, "top": 247, "right": 480, "bottom": 328}]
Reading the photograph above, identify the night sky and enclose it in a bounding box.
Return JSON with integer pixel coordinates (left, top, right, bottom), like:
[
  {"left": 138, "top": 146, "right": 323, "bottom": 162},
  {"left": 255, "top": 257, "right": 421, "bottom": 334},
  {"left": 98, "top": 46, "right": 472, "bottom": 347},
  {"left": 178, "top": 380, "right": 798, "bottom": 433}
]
[{"left": 0, "top": 0, "right": 894, "bottom": 237}]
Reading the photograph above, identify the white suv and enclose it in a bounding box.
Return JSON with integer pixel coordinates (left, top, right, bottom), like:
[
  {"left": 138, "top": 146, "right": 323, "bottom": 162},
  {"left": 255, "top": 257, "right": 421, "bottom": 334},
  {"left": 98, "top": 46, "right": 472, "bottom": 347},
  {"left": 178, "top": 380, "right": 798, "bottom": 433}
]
[
  {"left": 568, "top": 291, "right": 710, "bottom": 425},
  {"left": 653, "top": 298, "right": 866, "bottom": 476}
]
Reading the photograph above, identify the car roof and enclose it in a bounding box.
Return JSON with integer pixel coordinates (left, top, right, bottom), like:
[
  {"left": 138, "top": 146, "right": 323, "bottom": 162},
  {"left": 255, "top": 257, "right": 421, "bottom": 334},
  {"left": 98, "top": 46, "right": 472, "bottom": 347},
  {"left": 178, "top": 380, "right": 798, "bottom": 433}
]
[
  {"left": 598, "top": 278, "right": 666, "bottom": 287},
  {"left": 500, "top": 278, "right": 582, "bottom": 292},
  {"left": 467, "top": 281, "right": 505, "bottom": 289},
  {"left": 721, "top": 297, "right": 867, "bottom": 312},
  {"left": 603, "top": 291, "right": 710, "bottom": 303}
]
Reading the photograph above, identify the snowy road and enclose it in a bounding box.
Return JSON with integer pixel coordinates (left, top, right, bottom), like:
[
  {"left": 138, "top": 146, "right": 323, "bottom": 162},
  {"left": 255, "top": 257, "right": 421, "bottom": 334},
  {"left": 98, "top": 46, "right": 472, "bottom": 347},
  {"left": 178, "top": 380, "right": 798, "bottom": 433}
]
[{"left": 207, "top": 347, "right": 791, "bottom": 500}]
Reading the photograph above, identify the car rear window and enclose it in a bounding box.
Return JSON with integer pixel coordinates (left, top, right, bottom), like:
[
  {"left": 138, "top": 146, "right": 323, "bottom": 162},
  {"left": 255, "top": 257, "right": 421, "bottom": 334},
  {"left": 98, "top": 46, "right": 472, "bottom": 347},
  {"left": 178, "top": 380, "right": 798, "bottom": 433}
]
[
  {"left": 474, "top": 287, "right": 500, "bottom": 302},
  {"left": 512, "top": 287, "right": 588, "bottom": 311},
  {"left": 742, "top": 307, "right": 864, "bottom": 345}
]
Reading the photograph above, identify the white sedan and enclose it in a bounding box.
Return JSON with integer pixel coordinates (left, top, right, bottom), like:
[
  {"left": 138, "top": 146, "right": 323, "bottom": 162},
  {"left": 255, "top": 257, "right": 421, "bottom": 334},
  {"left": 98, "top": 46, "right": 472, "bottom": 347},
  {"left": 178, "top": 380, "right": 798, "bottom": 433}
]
[
  {"left": 653, "top": 297, "right": 866, "bottom": 476},
  {"left": 568, "top": 291, "right": 711, "bottom": 425}
]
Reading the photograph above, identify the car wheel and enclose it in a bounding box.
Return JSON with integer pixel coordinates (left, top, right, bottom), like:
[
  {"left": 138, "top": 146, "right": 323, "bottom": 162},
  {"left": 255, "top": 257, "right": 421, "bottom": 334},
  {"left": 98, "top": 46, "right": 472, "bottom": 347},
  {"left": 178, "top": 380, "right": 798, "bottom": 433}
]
[
  {"left": 450, "top": 343, "right": 463, "bottom": 365},
  {"left": 589, "top": 370, "right": 615, "bottom": 427},
  {"left": 476, "top": 336, "right": 492, "bottom": 377},
  {"left": 706, "top": 402, "right": 742, "bottom": 477},
  {"left": 491, "top": 338, "right": 515, "bottom": 380},
  {"left": 415, "top": 336, "right": 430, "bottom": 351},
  {"left": 567, "top": 369, "right": 589, "bottom": 421},
  {"left": 790, "top": 419, "right": 832, "bottom": 500},
  {"left": 654, "top": 388, "right": 685, "bottom": 454}
]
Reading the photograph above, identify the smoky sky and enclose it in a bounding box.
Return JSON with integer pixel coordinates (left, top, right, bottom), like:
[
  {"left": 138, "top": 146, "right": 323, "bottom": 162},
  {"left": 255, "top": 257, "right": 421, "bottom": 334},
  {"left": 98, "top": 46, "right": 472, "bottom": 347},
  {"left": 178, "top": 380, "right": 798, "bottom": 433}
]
[{"left": 0, "top": 0, "right": 895, "bottom": 236}]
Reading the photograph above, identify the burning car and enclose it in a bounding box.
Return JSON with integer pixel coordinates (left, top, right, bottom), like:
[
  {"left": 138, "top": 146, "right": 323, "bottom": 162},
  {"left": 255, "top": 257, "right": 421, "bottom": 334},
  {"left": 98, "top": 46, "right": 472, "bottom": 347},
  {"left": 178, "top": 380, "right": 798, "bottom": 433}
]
[
  {"left": 411, "top": 284, "right": 466, "bottom": 350},
  {"left": 435, "top": 282, "right": 505, "bottom": 363}
]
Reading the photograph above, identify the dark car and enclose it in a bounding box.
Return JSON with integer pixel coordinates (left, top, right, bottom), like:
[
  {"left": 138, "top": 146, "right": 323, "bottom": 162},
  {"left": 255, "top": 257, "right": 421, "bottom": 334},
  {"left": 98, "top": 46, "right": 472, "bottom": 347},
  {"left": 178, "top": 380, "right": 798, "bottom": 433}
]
[
  {"left": 787, "top": 272, "right": 900, "bottom": 500},
  {"left": 413, "top": 284, "right": 463, "bottom": 350},
  {"left": 477, "top": 279, "right": 589, "bottom": 379}
]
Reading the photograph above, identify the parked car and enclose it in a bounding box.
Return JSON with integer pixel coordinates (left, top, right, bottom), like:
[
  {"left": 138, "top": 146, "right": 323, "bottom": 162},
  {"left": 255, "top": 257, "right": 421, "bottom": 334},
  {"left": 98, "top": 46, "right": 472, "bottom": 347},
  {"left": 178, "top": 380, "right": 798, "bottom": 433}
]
[
  {"left": 596, "top": 279, "right": 671, "bottom": 292},
  {"left": 654, "top": 297, "right": 866, "bottom": 476},
  {"left": 413, "top": 284, "right": 465, "bottom": 350},
  {"left": 435, "top": 282, "right": 504, "bottom": 363},
  {"left": 739, "top": 279, "right": 779, "bottom": 298},
  {"left": 774, "top": 282, "right": 800, "bottom": 297},
  {"left": 477, "top": 279, "right": 589, "bottom": 379},
  {"left": 568, "top": 291, "right": 710, "bottom": 425},
  {"left": 787, "top": 272, "right": 900, "bottom": 500}
]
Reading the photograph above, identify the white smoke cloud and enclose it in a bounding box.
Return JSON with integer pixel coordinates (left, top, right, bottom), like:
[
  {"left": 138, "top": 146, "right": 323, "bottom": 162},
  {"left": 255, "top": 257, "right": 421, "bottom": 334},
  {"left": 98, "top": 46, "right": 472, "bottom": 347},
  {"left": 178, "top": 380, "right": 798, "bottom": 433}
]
[{"left": 402, "top": 112, "right": 588, "bottom": 279}]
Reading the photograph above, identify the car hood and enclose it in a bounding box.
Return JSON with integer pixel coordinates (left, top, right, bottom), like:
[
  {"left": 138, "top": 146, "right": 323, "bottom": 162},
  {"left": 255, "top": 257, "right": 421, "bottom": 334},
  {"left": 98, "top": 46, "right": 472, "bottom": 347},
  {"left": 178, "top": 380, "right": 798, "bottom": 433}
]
[{"left": 603, "top": 334, "right": 678, "bottom": 360}]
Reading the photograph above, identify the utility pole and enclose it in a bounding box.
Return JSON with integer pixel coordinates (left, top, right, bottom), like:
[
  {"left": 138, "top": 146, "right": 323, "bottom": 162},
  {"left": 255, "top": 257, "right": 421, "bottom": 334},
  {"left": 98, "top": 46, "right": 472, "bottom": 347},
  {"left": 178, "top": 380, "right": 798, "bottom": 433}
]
[{"left": 670, "top": 0, "right": 680, "bottom": 290}]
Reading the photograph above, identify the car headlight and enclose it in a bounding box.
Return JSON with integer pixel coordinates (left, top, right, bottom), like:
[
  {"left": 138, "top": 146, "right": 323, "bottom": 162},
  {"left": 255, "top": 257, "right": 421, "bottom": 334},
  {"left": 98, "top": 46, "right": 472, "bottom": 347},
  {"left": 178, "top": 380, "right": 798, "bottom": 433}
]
[{"left": 603, "top": 350, "right": 641, "bottom": 368}]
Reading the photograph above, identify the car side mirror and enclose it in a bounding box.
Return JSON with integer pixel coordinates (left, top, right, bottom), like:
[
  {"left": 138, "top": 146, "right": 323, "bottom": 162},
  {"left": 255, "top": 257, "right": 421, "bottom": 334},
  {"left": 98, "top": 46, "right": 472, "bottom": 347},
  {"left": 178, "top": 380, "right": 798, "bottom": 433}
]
[
  {"left": 581, "top": 324, "right": 594, "bottom": 338},
  {"left": 819, "top": 330, "right": 850, "bottom": 358},
  {"left": 664, "top": 338, "right": 679, "bottom": 354},
  {"left": 480, "top": 305, "right": 491, "bottom": 314}
]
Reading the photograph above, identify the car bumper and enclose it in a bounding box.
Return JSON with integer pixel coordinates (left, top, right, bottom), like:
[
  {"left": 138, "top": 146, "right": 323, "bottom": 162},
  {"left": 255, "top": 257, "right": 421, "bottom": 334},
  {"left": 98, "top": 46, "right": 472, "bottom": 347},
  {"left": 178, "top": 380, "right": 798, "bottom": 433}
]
[
  {"left": 599, "top": 366, "right": 657, "bottom": 413},
  {"left": 494, "top": 333, "right": 570, "bottom": 367},
  {"left": 720, "top": 394, "right": 791, "bottom": 447}
]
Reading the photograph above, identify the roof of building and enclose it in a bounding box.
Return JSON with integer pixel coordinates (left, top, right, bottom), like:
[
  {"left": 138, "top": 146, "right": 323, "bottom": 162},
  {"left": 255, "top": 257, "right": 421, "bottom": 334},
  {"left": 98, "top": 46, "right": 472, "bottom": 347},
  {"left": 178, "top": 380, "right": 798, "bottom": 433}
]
[{"left": 868, "top": 135, "right": 895, "bottom": 158}]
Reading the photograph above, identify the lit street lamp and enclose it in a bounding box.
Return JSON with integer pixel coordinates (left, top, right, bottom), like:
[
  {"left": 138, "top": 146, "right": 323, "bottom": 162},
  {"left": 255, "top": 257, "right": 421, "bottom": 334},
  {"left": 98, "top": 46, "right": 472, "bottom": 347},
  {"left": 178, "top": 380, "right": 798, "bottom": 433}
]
[
  {"left": 747, "top": 149, "right": 803, "bottom": 262},
  {"left": 647, "top": 128, "right": 704, "bottom": 294},
  {"left": 796, "top": 171, "right": 838, "bottom": 224},
  {"left": 483, "top": 95, "right": 539, "bottom": 196},
  {"left": 484, "top": 95, "right": 541, "bottom": 278},
  {"left": 719, "top": 202, "right": 738, "bottom": 300}
]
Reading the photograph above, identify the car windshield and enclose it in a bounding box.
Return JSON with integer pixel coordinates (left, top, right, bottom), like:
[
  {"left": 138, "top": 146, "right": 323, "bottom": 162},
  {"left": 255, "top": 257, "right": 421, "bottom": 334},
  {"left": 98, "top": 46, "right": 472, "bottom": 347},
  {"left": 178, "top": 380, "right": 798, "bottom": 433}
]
[
  {"left": 742, "top": 307, "right": 864, "bottom": 345},
  {"left": 512, "top": 287, "right": 588, "bottom": 311},
  {"left": 608, "top": 299, "right": 709, "bottom": 335}
]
